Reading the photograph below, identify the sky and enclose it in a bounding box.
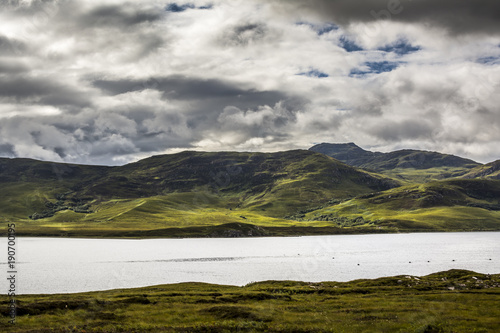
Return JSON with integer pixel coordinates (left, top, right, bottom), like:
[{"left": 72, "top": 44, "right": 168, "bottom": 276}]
[{"left": 0, "top": 0, "right": 499, "bottom": 165}]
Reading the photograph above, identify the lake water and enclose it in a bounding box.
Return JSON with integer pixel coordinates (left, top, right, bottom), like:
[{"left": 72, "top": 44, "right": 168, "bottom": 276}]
[{"left": 1, "top": 232, "right": 499, "bottom": 295}]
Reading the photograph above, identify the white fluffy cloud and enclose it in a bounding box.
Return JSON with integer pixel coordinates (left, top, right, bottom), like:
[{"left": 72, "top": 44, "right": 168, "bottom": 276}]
[{"left": 0, "top": 0, "right": 499, "bottom": 164}]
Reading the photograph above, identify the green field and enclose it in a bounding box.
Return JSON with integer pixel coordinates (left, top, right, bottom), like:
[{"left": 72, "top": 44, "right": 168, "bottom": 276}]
[{"left": 1, "top": 270, "right": 499, "bottom": 332}]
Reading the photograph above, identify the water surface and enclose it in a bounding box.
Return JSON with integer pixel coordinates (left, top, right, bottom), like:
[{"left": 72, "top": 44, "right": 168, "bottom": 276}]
[{"left": 1, "top": 232, "right": 498, "bottom": 294}]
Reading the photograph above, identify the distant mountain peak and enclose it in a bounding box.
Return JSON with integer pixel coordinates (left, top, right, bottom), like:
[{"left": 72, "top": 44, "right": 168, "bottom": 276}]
[
  {"left": 313, "top": 142, "right": 362, "bottom": 149},
  {"left": 310, "top": 142, "right": 379, "bottom": 166},
  {"left": 309, "top": 143, "right": 481, "bottom": 177}
]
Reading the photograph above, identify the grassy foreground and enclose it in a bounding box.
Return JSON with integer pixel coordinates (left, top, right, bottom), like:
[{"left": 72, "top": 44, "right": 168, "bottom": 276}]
[{"left": 1, "top": 270, "right": 499, "bottom": 332}]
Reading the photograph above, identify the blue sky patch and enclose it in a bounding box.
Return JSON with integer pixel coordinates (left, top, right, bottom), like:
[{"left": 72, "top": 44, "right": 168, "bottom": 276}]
[
  {"left": 298, "top": 69, "right": 329, "bottom": 78},
  {"left": 317, "top": 23, "right": 339, "bottom": 35},
  {"left": 379, "top": 39, "right": 421, "bottom": 55},
  {"left": 165, "top": 3, "right": 195, "bottom": 12},
  {"left": 350, "top": 61, "right": 400, "bottom": 76},
  {"left": 339, "top": 36, "right": 363, "bottom": 52},
  {"left": 477, "top": 56, "right": 499, "bottom": 65}
]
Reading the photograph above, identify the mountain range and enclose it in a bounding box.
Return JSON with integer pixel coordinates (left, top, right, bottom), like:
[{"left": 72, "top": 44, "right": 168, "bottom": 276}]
[
  {"left": 1, "top": 144, "right": 499, "bottom": 237},
  {"left": 309, "top": 142, "right": 482, "bottom": 182}
]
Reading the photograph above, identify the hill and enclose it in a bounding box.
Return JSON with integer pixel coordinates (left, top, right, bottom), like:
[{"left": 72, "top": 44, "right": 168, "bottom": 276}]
[
  {"left": 462, "top": 160, "right": 500, "bottom": 180},
  {"left": 0, "top": 150, "right": 401, "bottom": 236},
  {"left": 305, "top": 178, "right": 500, "bottom": 231},
  {"left": 1, "top": 149, "right": 499, "bottom": 237},
  {"left": 308, "top": 142, "right": 382, "bottom": 166},
  {"left": 309, "top": 143, "right": 481, "bottom": 182}
]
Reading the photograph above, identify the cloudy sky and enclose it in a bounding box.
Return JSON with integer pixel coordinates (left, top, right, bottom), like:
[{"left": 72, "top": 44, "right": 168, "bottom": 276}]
[{"left": 0, "top": 0, "right": 499, "bottom": 165}]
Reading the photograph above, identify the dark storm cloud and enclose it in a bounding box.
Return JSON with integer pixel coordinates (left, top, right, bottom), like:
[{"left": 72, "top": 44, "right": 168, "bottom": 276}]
[
  {"left": 87, "top": 75, "right": 305, "bottom": 158},
  {"left": 108, "top": 74, "right": 303, "bottom": 145},
  {"left": 0, "top": 143, "right": 15, "bottom": 157},
  {"left": 216, "top": 103, "right": 299, "bottom": 144},
  {"left": 274, "top": 0, "right": 500, "bottom": 35},
  {"left": 0, "top": 35, "right": 28, "bottom": 56},
  {"left": 93, "top": 76, "right": 240, "bottom": 98},
  {"left": 92, "top": 76, "right": 293, "bottom": 110},
  {"left": 2, "top": 2, "right": 166, "bottom": 64},
  {"left": 0, "top": 76, "right": 90, "bottom": 106},
  {"left": 4, "top": 0, "right": 162, "bottom": 27},
  {"left": 0, "top": 60, "right": 28, "bottom": 74}
]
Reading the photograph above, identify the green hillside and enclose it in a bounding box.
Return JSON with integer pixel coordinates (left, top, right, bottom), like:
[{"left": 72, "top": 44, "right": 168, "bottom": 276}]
[
  {"left": 309, "top": 143, "right": 480, "bottom": 183},
  {"left": 0, "top": 150, "right": 402, "bottom": 236},
  {"left": 0, "top": 158, "right": 108, "bottom": 221},
  {"left": 462, "top": 160, "right": 500, "bottom": 180},
  {"left": 1, "top": 149, "right": 499, "bottom": 237},
  {"left": 305, "top": 179, "right": 500, "bottom": 231}
]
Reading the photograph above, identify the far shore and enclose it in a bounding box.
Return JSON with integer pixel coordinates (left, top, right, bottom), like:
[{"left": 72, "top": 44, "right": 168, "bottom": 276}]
[{"left": 3, "top": 222, "right": 500, "bottom": 239}]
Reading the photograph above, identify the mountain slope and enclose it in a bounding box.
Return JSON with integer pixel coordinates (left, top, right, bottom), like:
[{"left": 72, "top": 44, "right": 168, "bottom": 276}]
[
  {"left": 305, "top": 178, "right": 500, "bottom": 231},
  {"left": 0, "top": 158, "right": 109, "bottom": 220},
  {"left": 2, "top": 150, "right": 499, "bottom": 237},
  {"left": 0, "top": 150, "right": 399, "bottom": 225},
  {"left": 310, "top": 143, "right": 481, "bottom": 182},
  {"left": 308, "top": 142, "right": 382, "bottom": 166},
  {"left": 462, "top": 160, "right": 500, "bottom": 180}
]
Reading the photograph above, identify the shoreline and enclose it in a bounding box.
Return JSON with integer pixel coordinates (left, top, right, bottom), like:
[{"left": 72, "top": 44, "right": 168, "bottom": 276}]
[{"left": 3, "top": 222, "right": 500, "bottom": 239}]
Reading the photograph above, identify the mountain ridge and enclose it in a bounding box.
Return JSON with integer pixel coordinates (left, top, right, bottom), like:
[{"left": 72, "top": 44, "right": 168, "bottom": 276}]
[
  {"left": 462, "top": 160, "right": 500, "bottom": 180},
  {"left": 309, "top": 142, "right": 480, "bottom": 169},
  {"left": 309, "top": 142, "right": 481, "bottom": 182},
  {"left": 0, "top": 149, "right": 399, "bottom": 222},
  {"left": 1, "top": 147, "right": 499, "bottom": 237}
]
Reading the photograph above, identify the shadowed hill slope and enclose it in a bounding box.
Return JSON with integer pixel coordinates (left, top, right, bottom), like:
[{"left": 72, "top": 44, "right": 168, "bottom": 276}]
[
  {"left": 2, "top": 150, "right": 499, "bottom": 236},
  {"left": 310, "top": 143, "right": 481, "bottom": 182},
  {"left": 308, "top": 142, "right": 381, "bottom": 166},
  {"left": 0, "top": 150, "right": 399, "bottom": 224}
]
